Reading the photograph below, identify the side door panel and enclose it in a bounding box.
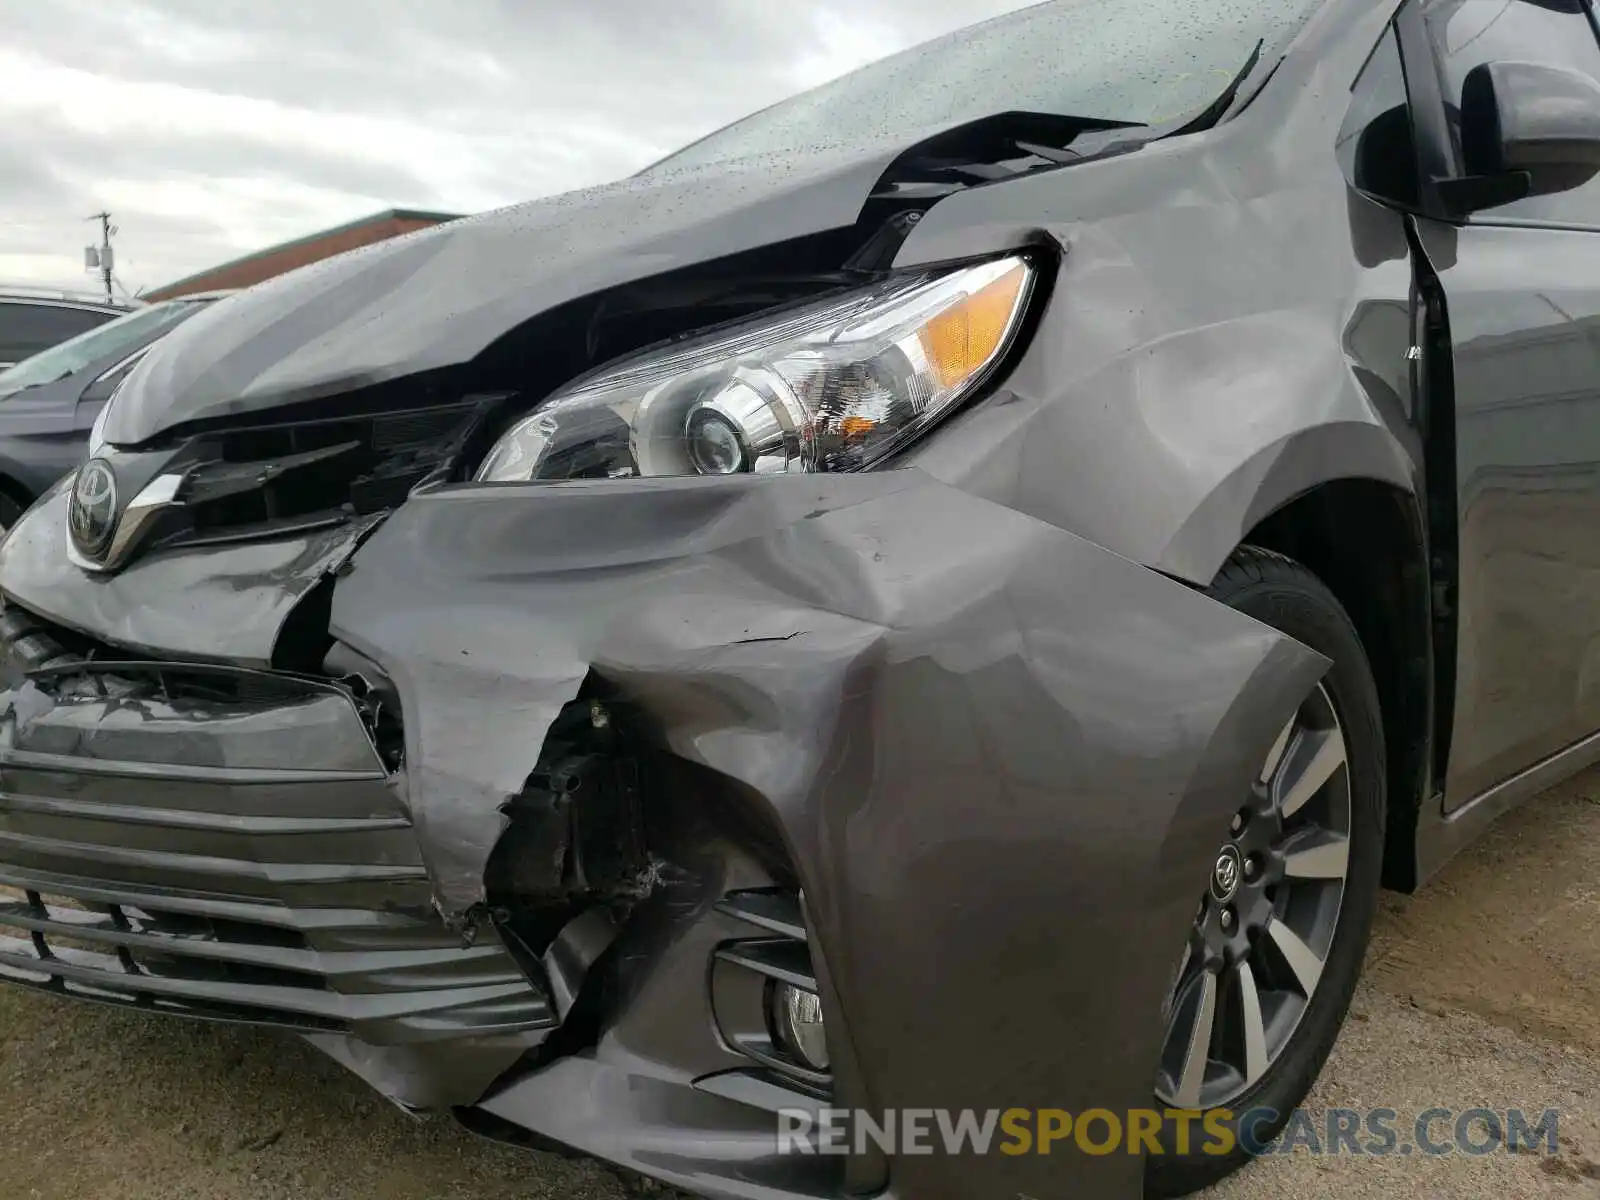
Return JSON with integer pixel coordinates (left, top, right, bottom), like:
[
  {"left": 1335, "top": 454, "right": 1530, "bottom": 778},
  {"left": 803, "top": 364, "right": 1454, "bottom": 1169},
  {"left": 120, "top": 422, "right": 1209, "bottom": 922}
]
[
  {"left": 1417, "top": 220, "right": 1600, "bottom": 805},
  {"left": 1404, "top": 0, "right": 1600, "bottom": 807}
]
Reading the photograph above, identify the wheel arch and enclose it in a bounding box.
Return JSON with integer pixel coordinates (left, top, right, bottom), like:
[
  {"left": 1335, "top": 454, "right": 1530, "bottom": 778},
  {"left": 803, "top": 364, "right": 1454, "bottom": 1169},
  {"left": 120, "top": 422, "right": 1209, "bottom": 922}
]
[
  {"left": 1238, "top": 477, "right": 1433, "bottom": 893},
  {"left": 1157, "top": 421, "right": 1421, "bottom": 585}
]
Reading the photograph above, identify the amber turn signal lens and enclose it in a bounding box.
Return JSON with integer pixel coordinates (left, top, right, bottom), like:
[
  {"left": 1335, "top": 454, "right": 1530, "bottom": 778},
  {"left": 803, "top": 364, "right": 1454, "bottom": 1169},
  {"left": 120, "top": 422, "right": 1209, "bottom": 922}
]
[{"left": 917, "top": 260, "right": 1029, "bottom": 390}]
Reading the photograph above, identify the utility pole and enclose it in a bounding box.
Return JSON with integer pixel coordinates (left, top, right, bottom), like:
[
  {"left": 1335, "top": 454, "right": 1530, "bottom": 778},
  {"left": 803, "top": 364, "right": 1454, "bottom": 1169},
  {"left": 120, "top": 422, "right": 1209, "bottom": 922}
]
[{"left": 85, "top": 212, "right": 115, "bottom": 303}]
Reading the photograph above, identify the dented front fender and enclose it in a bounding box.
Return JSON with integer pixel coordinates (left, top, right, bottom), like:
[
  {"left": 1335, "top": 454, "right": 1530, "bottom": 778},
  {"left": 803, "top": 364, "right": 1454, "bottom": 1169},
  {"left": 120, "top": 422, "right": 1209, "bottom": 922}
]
[{"left": 329, "top": 467, "right": 1327, "bottom": 1200}]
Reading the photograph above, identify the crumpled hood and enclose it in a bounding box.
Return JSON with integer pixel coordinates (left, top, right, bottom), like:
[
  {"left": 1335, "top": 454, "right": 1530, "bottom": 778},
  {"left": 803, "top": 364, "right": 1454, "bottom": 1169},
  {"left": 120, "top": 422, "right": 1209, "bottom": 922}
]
[{"left": 102, "top": 139, "right": 924, "bottom": 446}]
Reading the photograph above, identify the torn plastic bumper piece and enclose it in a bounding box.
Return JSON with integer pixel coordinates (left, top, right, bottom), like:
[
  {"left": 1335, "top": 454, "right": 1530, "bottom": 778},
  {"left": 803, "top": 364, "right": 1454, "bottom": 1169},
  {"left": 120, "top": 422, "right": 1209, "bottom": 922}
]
[{"left": 324, "top": 466, "right": 1329, "bottom": 1200}]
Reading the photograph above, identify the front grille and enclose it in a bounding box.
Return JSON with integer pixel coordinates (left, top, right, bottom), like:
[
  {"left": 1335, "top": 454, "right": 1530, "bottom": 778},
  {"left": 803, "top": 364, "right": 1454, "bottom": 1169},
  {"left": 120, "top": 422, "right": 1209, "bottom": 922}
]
[
  {"left": 0, "top": 636, "right": 554, "bottom": 1041},
  {"left": 182, "top": 403, "right": 480, "bottom": 536},
  {"left": 105, "top": 395, "right": 498, "bottom": 566}
]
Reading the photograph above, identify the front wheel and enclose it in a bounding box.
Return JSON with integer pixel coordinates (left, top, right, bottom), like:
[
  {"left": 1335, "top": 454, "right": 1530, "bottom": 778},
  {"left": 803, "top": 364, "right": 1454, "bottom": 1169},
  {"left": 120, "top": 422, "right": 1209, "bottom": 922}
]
[{"left": 1146, "top": 547, "right": 1386, "bottom": 1197}]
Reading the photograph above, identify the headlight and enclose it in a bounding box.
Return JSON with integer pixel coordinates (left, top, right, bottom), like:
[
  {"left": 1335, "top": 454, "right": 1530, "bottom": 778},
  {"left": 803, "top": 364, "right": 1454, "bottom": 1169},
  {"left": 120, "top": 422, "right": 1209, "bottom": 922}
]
[{"left": 476, "top": 255, "right": 1034, "bottom": 482}]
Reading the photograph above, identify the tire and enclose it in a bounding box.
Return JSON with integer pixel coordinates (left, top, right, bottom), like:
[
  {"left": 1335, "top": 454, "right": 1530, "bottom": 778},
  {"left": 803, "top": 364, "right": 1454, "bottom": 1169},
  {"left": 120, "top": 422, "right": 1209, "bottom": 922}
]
[{"left": 1145, "top": 546, "right": 1386, "bottom": 1197}]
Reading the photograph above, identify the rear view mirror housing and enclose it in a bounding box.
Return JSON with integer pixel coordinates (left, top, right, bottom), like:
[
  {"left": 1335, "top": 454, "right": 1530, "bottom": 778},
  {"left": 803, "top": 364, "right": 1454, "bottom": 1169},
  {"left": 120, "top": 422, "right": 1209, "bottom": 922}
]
[{"left": 1441, "top": 58, "right": 1600, "bottom": 214}]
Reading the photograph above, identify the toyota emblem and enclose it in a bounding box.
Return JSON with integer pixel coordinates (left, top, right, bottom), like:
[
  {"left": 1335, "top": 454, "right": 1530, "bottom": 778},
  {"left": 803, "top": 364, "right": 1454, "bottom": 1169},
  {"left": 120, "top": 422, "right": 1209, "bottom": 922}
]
[
  {"left": 1210, "top": 845, "right": 1243, "bottom": 903},
  {"left": 68, "top": 458, "right": 119, "bottom": 557}
]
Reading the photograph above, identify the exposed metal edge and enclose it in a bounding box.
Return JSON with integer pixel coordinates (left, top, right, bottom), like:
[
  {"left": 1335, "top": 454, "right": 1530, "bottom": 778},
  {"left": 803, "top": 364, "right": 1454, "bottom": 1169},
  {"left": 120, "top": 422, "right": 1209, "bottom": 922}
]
[
  {"left": 0, "top": 790, "right": 409, "bottom": 835},
  {"left": 0, "top": 748, "right": 386, "bottom": 786}
]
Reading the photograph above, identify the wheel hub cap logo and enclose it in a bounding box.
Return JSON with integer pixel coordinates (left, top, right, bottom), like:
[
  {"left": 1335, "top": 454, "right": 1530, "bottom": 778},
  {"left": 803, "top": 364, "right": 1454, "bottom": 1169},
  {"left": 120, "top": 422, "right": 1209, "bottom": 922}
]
[
  {"left": 1211, "top": 845, "right": 1243, "bottom": 903},
  {"left": 69, "top": 459, "right": 118, "bottom": 556}
]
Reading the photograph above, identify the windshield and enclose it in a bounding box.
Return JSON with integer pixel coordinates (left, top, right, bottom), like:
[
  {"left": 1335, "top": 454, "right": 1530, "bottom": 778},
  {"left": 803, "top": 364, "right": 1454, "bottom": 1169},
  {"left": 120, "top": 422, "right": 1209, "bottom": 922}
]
[
  {"left": 652, "top": 0, "right": 1322, "bottom": 173},
  {"left": 0, "top": 300, "right": 209, "bottom": 399}
]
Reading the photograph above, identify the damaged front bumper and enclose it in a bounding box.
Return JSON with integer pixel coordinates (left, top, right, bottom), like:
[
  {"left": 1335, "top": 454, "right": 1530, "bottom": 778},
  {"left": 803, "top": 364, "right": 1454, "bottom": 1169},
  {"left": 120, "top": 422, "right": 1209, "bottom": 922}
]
[
  {"left": 0, "top": 611, "right": 556, "bottom": 1109},
  {"left": 0, "top": 470, "right": 1326, "bottom": 1200}
]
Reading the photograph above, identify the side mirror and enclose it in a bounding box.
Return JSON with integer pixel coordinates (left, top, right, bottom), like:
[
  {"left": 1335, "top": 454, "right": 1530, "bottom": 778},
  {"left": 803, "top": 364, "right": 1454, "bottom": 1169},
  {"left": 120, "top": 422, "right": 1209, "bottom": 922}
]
[{"left": 1445, "top": 59, "right": 1600, "bottom": 212}]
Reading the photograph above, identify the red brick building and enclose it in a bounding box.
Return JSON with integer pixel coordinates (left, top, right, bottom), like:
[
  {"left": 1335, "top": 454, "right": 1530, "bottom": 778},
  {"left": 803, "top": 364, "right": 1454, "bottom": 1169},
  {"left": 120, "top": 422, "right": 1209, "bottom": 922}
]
[{"left": 145, "top": 208, "right": 460, "bottom": 300}]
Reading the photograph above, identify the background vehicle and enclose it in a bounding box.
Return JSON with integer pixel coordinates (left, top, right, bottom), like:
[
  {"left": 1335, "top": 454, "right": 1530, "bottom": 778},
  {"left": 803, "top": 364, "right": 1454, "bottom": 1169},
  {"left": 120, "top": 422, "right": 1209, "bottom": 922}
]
[
  {"left": 0, "top": 2, "right": 1599, "bottom": 1200},
  {"left": 0, "top": 293, "right": 228, "bottom": 528},
  {"left": 0, "top": 288, "right": 129, "bottom": 370}
]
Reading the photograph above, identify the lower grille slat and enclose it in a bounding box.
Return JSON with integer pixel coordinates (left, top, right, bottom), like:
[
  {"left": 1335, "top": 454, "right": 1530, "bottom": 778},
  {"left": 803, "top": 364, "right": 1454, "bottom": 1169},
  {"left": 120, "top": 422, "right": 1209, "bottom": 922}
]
[
  {"left": 0, "top": 865, "right": 416, "bottom": 932},
  {"left": 0, "top": 893, "right": 512, "bottom": 979},
  {"left": 713, "top": 939, "right": 818, "bottom": 993},
  {"left": 0, "top": 789, "right": 412, "bottom": 835},
  {"left": 0, "top": 653, "right": 555, "bottom": 1043},
  {"left": 0, "top": 829, "right": 430, "bottom": 888}
]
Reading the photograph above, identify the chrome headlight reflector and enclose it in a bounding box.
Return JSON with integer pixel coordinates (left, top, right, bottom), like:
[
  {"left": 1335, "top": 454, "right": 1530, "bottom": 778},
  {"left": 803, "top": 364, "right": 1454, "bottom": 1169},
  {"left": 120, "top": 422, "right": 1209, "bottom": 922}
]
[{"left": 476, "top": 255, "right": 1034, "bottom": 483}]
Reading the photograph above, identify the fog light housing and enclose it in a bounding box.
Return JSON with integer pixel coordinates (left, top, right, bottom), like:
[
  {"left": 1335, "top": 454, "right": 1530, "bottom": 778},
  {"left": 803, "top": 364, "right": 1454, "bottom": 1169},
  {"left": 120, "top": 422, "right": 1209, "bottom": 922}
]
[{"left": 770, "top": 982, "right": 829, "bottom": 1072}]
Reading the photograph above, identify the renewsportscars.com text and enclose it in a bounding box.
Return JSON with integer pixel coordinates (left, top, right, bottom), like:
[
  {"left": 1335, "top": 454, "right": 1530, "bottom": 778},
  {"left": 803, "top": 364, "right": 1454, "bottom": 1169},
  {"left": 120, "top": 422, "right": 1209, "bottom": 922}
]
[{"left": 776, "top": 1106, "right": 1561, "bottom": 1158}]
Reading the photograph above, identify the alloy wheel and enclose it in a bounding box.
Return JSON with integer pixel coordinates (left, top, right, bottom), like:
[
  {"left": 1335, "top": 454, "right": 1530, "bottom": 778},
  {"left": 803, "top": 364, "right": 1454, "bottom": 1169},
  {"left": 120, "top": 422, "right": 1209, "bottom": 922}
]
[{"left": 1155, "top": 682, "right": 1352, "bottom": 1109}]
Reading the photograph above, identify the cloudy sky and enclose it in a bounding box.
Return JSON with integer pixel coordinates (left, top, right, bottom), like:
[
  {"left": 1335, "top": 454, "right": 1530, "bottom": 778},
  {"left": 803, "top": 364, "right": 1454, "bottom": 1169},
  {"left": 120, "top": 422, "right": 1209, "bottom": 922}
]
[{"left": 0, "top": 0, "right": 1028, "bottom": 296}]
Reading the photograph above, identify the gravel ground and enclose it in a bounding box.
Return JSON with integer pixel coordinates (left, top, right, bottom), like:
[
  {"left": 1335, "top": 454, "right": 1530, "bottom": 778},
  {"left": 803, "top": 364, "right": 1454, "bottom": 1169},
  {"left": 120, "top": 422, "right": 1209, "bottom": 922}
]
[{"left": 1, "top": 775, "right": 1597, "bottom": 1199}]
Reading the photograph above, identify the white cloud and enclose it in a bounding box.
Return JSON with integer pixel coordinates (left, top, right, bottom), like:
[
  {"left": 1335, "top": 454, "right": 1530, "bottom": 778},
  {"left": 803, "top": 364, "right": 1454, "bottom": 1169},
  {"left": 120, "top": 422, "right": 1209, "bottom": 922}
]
[
  {"left": 792, "top": 10, "right": 908, "bottom": 87},
  {"left": 0, "top": 0, "right": 1030, "bottom": 295}
]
